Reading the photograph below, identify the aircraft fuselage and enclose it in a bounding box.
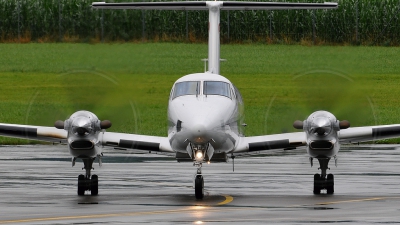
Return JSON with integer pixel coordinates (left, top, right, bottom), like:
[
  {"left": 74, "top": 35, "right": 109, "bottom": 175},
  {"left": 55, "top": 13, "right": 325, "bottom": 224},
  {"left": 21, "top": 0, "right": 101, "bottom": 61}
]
[{"left": 167, "top": 73, "right": 244, "bottom": 161}]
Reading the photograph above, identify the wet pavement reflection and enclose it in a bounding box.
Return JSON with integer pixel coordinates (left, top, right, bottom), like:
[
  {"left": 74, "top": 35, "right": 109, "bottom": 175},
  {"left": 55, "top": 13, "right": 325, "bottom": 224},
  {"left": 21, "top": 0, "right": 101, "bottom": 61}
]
[{"left": 0, "top": 144, "right": 399, "bottom": 224}]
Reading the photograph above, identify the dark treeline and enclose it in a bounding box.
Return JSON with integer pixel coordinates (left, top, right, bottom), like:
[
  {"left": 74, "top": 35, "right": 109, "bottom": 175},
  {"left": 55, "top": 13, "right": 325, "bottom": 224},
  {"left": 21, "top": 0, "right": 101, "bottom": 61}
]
[{"left": 0, "top": 0, "right": 399, "bottom": 45}]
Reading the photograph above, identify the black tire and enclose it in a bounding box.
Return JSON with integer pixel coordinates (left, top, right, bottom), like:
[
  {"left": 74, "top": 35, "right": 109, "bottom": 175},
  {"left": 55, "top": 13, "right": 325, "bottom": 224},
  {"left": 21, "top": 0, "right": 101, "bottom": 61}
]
[
  {"left": 195, "top": 175, "right": 204, "bottom": 199},
  {"left": 77, "top": 174, "right": 85, "bottom": 196},
  {"left": 326, "top": 174, "right": 334, "bottom": 194},
  {"left": 313, "top": 174, "right": 321, "bottom": 195},
  {"left": 91, "top": 175, "right": 98, "bottom": 196}
]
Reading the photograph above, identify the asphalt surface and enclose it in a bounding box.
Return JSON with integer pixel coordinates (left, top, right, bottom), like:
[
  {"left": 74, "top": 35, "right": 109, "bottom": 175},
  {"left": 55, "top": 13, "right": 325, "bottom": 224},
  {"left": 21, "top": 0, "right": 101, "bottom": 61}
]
[{"left": 0, "top": 145, "right": 400, "bottom": 224}]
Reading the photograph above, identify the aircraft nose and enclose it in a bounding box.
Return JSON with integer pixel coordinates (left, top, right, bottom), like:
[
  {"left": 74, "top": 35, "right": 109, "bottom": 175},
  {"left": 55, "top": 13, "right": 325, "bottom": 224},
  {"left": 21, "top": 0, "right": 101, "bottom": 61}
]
[
  {"left": 186, "top": 117, "right": 211, "bottom": 144},
  {"left": 191, "top": 123, "right": 206, "bottom": 137}
]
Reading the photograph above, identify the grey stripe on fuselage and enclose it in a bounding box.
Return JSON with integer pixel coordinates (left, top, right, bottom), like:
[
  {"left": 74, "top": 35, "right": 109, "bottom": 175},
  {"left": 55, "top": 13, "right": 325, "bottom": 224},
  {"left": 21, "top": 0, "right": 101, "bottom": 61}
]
[
  {"left": 248, "top": 139, "right": 290, "bottom": 152},
  {"left": 119, "top": 139, "right": 160, "bottom": 151}
]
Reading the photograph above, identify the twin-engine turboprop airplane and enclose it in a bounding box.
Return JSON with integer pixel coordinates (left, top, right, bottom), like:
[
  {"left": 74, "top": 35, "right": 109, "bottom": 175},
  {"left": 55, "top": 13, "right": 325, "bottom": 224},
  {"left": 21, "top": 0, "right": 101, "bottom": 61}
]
[{"left": 1, "top": 1, "right": 400, "bottom": 199}]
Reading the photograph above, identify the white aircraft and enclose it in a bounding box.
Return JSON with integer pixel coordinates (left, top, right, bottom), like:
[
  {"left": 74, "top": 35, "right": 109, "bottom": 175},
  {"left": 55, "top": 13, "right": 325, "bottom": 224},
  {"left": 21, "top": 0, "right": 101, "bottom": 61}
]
[{"left": 1, "top": 1, "right": 400, "bottom": 199}]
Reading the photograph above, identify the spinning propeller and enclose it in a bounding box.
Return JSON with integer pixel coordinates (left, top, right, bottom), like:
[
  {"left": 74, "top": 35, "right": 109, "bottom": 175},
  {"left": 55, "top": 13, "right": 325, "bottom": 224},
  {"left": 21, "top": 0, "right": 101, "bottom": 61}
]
[
  {"left": 23, "top": 69, "right": 142, "bottom": 196},
  {"left": 263, "top": 69, "right": 376, "bottom": 135},
  {"left": 25, "top": 69, "right": 139, "bottom": 135}
]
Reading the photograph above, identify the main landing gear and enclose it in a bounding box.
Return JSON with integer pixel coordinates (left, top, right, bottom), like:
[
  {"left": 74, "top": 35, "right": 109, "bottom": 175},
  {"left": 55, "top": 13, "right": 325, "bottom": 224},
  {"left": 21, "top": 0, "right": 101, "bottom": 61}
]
[
  {"left": 194, "top": 162, "right": 204, "bottom": 199},
  {"left": 313, "top": 158, "right": 334, "bottom": 195},
  {"left": 77, "top": 158, "right": 98, "bottom": 196}
]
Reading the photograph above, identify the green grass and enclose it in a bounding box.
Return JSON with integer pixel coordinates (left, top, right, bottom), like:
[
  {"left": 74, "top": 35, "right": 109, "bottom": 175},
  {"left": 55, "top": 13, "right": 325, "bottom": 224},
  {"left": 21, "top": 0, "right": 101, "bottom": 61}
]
[{"left": 1, "top": 43, "right": 400, "bottom": 144}]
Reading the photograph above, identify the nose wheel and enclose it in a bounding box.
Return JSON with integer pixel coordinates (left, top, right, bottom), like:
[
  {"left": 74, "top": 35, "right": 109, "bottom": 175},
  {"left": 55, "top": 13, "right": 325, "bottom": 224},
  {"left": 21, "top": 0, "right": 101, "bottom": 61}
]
[
  {"left": 326, "top": 173, "right": 334, "bottom": 194},
  {"left": 313, "top": 158, "right": 334, "bottom": 195},
  {"left": 77, "top": 174, "right": 98, "bottom": 196},
  {"left": 194, "top": 163, "right": 204, "bottom": 199},
  {"left": 195, "top": 175, "right": 204, "bottom": 199},
  {"left": 313, "top": 173, "right": 334, "bottom": 194}
]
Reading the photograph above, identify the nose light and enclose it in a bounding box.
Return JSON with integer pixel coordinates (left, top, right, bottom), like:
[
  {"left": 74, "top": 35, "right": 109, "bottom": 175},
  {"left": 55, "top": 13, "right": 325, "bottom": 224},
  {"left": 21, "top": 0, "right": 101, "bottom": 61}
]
[{"left": 195, "top": 151, "right": 204, "bottom": 160}]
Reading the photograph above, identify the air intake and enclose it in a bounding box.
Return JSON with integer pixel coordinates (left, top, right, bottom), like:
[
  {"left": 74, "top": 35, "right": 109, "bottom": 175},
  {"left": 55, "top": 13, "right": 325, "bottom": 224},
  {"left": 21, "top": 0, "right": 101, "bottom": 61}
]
[
  {"left": 310, "top": 141, "right": 333, "bottom": 150},
  {"left": 70, "top": 140, "right": 94, "bottom": 150}
]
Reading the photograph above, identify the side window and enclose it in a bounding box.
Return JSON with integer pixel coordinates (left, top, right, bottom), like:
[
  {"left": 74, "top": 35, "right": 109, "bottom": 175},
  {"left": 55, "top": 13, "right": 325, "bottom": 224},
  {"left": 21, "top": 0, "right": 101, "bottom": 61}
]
[
  {"left": 169, "top": 88, "right": 174, "bottom": 100},
  {"left": 172, "top": 81, "right": 199, "bottom": 99},
  {"left": 204, "top": 81, "right": 231, "bottom": 98},
  {"left": 233, "top": 85, "right": 243, "bottom": 104}
]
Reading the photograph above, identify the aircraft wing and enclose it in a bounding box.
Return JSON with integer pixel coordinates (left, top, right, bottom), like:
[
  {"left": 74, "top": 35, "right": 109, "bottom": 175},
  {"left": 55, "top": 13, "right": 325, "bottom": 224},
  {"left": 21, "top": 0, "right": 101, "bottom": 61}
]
[
  {"left": 0, "top": 123, "right": 68, "bottom": 143},
  {"left": 339, "top": 124, "right": 400, "bottom": 144},
  {"left": 233, "top": 132, "right": 307, "bottom": 153},
  {"left": 234, "top": 124, "right": 400, "bottom": 153},
  {"left": 100, "top": 132, "right": 174, "bottom": 153}
]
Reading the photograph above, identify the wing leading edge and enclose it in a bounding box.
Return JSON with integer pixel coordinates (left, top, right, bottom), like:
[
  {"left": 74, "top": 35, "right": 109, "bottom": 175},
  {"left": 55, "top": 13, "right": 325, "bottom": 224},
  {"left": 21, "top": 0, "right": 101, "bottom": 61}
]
[
  {"left": 234, "top": 132, "right": 307, "bottom": 153},
  {"left": 0, "top": 123, "right": 67, "bottom": 143},
  {"left": 0, "top": 123, "right": 173, "bottom": 152},
  {"left": 234, "top": 124, "right": 400, "bottom": 153},
  {"left": 100, "top": 132, "right": 174, "bottom": 153},
  {"left": 339, "top": 124, "right": 400, "bottom": 144}
]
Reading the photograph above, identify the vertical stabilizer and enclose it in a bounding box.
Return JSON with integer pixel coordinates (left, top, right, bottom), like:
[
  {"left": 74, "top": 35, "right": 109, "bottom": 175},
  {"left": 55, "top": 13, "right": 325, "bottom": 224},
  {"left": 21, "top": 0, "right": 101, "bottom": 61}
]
[{"left": 206, "top": 1, "right": 222, "bottom": 74}]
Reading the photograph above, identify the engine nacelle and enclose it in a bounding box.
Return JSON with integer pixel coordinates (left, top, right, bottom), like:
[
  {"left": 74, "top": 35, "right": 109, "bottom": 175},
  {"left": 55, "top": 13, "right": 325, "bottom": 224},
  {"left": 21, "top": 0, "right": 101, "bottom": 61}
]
[
  {"left": 293, "top": 110, "right": 350, "bottom": 158},
  {"left": 54, "top": 110, "right": 112, "bottom": 157},
  {"left": 55, "top": 111, "right": 111, "bottom": 134},
  {"left": 294, "top": 111, "right": 349, "bottom": 136}
]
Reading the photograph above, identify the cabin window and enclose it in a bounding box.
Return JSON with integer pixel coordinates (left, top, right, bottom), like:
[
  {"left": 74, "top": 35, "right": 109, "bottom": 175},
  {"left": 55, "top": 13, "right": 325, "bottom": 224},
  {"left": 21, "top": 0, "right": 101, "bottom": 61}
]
[
  {"left": 204, "top": 81, "right": 231, "bottom": 98},
  {"left": 172, "top": 81, "right": 199, "bottom": 99}
]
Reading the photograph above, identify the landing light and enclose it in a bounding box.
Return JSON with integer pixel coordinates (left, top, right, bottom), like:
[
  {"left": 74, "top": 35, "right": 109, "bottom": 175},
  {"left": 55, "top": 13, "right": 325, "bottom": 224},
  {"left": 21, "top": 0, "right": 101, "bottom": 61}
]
[{"left": 195, "top": 151, "right": 203, "bottom": 159}]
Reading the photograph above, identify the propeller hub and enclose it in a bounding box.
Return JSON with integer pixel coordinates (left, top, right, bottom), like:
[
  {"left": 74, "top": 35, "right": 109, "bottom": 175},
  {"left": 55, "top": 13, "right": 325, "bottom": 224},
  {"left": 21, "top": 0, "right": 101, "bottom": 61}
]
[
  {"left": 71, "top": 116, "right": 92, "bottom": 136},
  {"left": 310, "top": 117, "right": 332, "bottom": 136}
]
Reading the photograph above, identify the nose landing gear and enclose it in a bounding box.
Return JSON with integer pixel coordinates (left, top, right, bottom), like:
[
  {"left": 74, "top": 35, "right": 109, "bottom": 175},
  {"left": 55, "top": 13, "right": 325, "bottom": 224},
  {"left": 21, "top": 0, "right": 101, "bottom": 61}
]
[
  {"left": 313, "top": 158, "right": 334, "bottom": 195},
  {"left": 77, "top": 158, "right": 98, "bottom": 196}
]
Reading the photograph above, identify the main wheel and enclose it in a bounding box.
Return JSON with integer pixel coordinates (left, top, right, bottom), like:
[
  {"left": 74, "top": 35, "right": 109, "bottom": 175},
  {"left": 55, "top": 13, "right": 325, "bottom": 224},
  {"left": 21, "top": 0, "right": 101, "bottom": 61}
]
[
  {"left": 91, "top": 175, "right": 98, "bottom": 196},
  {"left": 77, "top": 174, "right": 85, "bottom": 196},
  {"left": 313, "top": 174, "right": 321, "bottom": 195},
  {"left": 195, "top": 175, "right": 204, "bottom": 199},
  {"left": 326, "top": 174, "right": 334, "bottom": 194}
]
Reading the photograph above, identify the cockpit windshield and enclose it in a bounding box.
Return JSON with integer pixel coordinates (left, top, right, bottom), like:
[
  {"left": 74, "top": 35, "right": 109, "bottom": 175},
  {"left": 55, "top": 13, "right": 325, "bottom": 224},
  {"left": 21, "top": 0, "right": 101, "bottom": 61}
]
[
  {"left": 204, "top": 81, "right": 231, "bottom": 98},
  {"left": 172, "top": 81, "right": 199, "bottom": 99}
]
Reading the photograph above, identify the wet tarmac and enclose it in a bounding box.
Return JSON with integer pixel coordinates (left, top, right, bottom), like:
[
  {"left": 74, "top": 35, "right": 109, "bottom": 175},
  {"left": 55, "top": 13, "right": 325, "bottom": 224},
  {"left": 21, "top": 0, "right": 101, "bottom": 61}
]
[{"left": 1, "top": 144, "right": 400, "bottom": 224}]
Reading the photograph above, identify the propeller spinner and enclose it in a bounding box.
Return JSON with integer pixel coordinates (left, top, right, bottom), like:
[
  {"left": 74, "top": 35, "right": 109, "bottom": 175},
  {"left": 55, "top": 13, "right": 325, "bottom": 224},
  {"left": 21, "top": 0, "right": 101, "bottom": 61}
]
[
  {"left": 293, "top": 111, "right": 350, "bottom": 135},
  {"left": 54, "top": 111, "right": 112, "bottom": 133}
]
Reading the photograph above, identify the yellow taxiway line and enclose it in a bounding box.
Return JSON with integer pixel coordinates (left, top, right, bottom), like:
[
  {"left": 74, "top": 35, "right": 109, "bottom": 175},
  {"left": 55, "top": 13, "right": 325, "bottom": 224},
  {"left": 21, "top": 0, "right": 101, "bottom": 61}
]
[
  {"left": 6, "top": 195, "right": 399, "bottom": 224},
  {"left": 0, "top": 195, "right": 234, "bottom": 224},
  {"left": 0, "top": 209, "right": 193, "bottom": 224},
  {"left": 316, "top": 196, "right": 400, "bottom": 206},
  {"left": 217, "top": 194, "right": 234, "bottom": 205},
  {"left": 289, "top": 196, "right": 400, "bottom": 208}
]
